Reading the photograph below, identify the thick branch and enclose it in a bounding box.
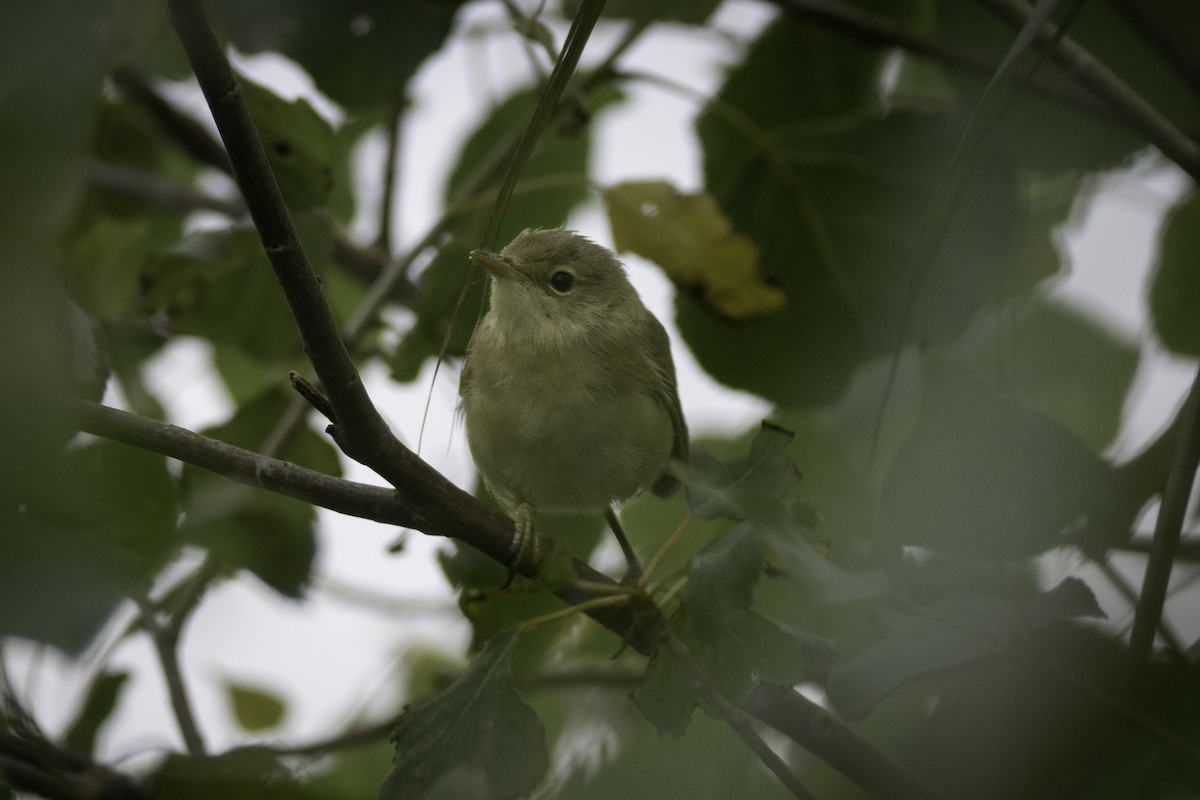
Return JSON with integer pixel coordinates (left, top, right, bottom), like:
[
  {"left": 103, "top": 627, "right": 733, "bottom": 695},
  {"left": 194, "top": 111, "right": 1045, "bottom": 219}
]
[
  {"left": 744, "top": 684, "right": 955, "bottom": 800},
  {"left": 71, "top": 398, "right": 656, "bottom": 650},
  {"left": 163, "top": 0, "right": 436, "bottom": 494},
  {"left": 974, "top": 0, "right": 1200, "bottom": 183}
]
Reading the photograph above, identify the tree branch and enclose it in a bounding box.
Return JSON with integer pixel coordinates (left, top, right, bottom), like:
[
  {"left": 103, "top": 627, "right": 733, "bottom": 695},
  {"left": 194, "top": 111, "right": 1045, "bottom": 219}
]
[
  {"left": 744, "top": 684, "right": 955, "bottom": 800},
  {"left": 766, "top": 0, "right": 1111, "bottom": 117},
  {"left": 973, "top": 0, "right": 1200, "bottom": 183},
  {"left": 136, "top": 596, "right": 206, "bottom": 756},
  {"left": 70, "top": 398, "right": 657, "bottom": 650},
  {"left": 163, "top": 0, "right": 435, "bottom": 490},
  {"left": 71, "top": 397, "right": 949, "bottom": 797},
  {"left": 88, "top": 160, "right": 245, "bottom": 216},
  {"left": 374, "top": 98, "right": 404, "bottom": 253},
  {"left": 1127, "top": 364, "right": 1200, "bottom": 681},
  {"left": 1107, "top": 0, "right": 1200, "bottom": 99}
]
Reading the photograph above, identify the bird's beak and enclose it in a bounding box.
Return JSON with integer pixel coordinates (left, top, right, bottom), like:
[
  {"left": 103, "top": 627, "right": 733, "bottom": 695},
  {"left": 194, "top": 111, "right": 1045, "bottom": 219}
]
[{"left": 469, "top": 249, "right": 517, "bottom": 281}]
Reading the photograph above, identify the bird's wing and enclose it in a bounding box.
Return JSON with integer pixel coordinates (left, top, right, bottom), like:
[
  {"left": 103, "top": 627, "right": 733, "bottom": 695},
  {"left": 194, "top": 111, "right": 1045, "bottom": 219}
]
[{"left": 642, "top": 314, "right": 689, "bottom": 496}]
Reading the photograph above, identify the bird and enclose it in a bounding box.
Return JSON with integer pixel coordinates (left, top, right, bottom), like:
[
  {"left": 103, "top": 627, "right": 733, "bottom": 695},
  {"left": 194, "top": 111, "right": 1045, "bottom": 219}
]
[{"left": 459, "top": 228, "right": 688, "bottom": 583}]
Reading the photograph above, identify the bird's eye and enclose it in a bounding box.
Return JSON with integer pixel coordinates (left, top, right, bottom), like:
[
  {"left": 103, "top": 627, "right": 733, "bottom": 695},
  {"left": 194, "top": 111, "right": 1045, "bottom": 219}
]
[{"left": 549, "top": 271, "right": 574, "bottom": 293}]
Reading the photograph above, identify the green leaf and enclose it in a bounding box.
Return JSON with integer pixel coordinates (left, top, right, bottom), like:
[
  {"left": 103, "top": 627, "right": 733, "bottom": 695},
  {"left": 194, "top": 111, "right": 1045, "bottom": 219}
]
[
  {"left": 151, "top": 747, "right": 302, "bottom": 800},
  {"left": 63, "top": 671, "right": 129, "bottom": 757},
  {"left": 212, "top": 0, "right": 464, "bottom": 113},
  {"left": 691, "top": 528, "right": 818, "bottom": 667},
  {"left": 226, "top": 681, "right": 288, "bottom": 732},
  {"left": 58, "top": 216, "right": 154, "bottom": 321},
  {"left": 0, "top": 441, "right": 178, "bottom": 653},
  {"left": 678, "top": 422, "right": 801, "bottom": 522},
  {"left": 1, "top": 6, "right": 103, "bottom": 508},
  {"left": 381, "top": 630, "right": 548, "bottom": 800},
  {"left": 827, "top": 577, "right": 1104, "bottom": 720},
  {"left": 1149, "top": 191, "right": 1200, "bottom": 356},
  {"left": 879, "top": 358, "right": 1118, "bottom": 561},
  {"left": 142, "top": 224, "right": 312, "bottom": 366},
  {"left": 951, "top": 297, "right": 1139, "bottom": 451},
  {"left": 551, "top": 704, "right": 792, "bottom": 800},
  {"left": 180, "top": 390, "right": 334, "bottom": 597},
  {"left": 239, "top": 75, "right": 338, "bottom": 212},
  {"left": 635, "top": 525, "right": 823, "bottom": 736},
  {"left": 930, "top": 3, "right": 1144, "bottom": 173}
]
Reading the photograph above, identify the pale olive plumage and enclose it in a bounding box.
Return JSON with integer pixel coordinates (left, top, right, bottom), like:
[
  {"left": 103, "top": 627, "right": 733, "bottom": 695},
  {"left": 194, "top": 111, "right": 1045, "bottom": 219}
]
[{"left": 460, "top": 229, "right": 687, "bottom": 577}]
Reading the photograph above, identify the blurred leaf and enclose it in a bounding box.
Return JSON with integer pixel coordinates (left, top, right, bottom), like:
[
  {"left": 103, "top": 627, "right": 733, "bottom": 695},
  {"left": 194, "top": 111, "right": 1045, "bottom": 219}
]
[
  {"left": 606, "top": 180, "right": 783, "bottom": 320},
  {"left": 549, "top": 706, "right": 793, "bottom": 800},
  {"left": 635, "top": 524, "right": 829, "bottom": 736},
  {"left": 59, "top": 216, "right": 153, "bottom": 321},
  {"left": 678, "top": 422, "right": 802, "bottom": 522},
  {"left": 952, "top": 297, "right": 1140, "bottom": 451},
  {"left": 1149, "top": 191, "right": 1200, "bottom": 356},
  {"left": 381, "top": 630, "right": 548, "bottom": 800},
  {"left": 827, "top": 577, "right": 1104, "bottom": 720},
  {"left": 931, "top": 2, "right": 1144, "bottom": 173},
  {"left": 879, "top": 358, "right": 1118, "bottom": 561},
  {"left": 226, "top": 681, "right": 288, "bottom": 732},
  {"left": 390, "top": 84, "right": 616, "bottom": 380},
  {"left": 689, "top": 11, "right": 1102, "bottom": 405},
  {"left": 181, "top": 390, "right": 335, "bottom": 596},
  {"left": 1, "top": 441, "right": 178, "bottom": 653},
  {"left": 239, "top": 75, "right": 337, "bottom": 212},
  {"left": 63, "top": 671, "right": 129, "bottom": 757},
  {"left": 152, "top": 747, "right": 302, "bottom": 800},
  {"left": 1, "top": 4, "right": 103, "bottom": 510},
  {"left": 143, "top": 220, "right": 328, "bottom": 367},
  {"left": 212, "top": 0, "right": 464, "bottom": 113}
]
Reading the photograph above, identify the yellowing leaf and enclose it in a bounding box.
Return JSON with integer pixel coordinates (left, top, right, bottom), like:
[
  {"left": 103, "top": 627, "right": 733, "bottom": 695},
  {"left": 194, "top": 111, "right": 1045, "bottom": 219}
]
[
  {"left": 605, "top": 180, "right": 784, "bottom": 320},
  {"left": 226, "top": 681, "right": 287, "bottom": 732}
]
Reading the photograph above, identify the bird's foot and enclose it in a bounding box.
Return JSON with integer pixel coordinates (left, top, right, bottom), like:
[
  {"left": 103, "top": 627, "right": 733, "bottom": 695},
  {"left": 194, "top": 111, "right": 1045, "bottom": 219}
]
[{"left": 502, "top": 502, "right": 539, "bottom": 586}]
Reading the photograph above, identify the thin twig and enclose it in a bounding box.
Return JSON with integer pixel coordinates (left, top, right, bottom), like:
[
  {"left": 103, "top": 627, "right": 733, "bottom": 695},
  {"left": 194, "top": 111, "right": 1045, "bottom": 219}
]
[
  {"left": 766, "top": 0, "right": 1110, "bottom": 116},
  {"left": 88, "top": 160, "right": 246, "bottom": 216},
  {"left": 973, "top": 0, "right": 1200, "bottom": 183},
  {"left": 1127, "top": 365, "right": 1200, "bottom": 681},
  {"left": 374, "top": 98, "right": 404, "bottom": 253},
  {"left": 135, "top": 597, "right": 205, "bottom": 756},
  {"left": 660, "top": 633, "right": 816, "bottom": 800}
]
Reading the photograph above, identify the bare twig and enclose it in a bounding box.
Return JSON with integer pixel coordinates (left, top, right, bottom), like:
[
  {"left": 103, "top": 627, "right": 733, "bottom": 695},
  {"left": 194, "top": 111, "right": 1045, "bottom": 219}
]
[
  {"left": 374, "top": 98, "right": 404, "bottom": 253},
  {"left": 974, "top": 0, "right": 1200, "bottom": 183},
  {"left": 135, "top": 595, "right": 205, "bottom": 756},
  {"left": 1128, "top": 365, "right": 1200, "bottom": 680},
  {"left": 70, "top": 398, "right": 660, "bottom": 652},
  {"left": 88, "top": 160, "right": 245, "bottom": 216}
]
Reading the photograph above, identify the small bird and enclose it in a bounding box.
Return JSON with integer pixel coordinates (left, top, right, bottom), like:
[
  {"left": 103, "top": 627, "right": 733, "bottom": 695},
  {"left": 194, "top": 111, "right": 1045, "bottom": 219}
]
[{"left": 460, "top": 229, "right": 688, "bottom": 582}]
